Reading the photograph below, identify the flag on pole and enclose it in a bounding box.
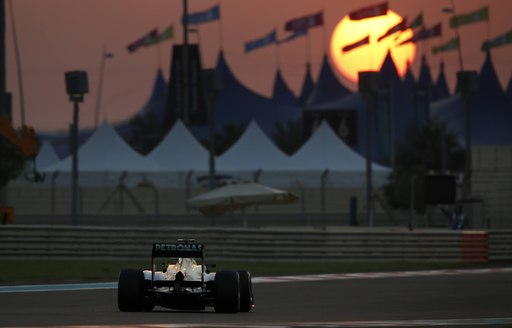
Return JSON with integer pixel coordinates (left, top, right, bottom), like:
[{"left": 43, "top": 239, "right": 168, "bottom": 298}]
[
  {"left": 481, "top": 29, "right": 512, "bottom": 51},
  {"left": 398, "top": 23, "right": 441, "bottom": 45},
  {"left": 145, "top": 25, "right": 174, "bottom": 46},
  {"left": 432, "top": 37, "right": 460, "bottom": 54},
  {"left": 278, "top": 30, "right": 307, "bottom": 45},
  {"left": 450, "top": 6, "right": 488, "bottom": 28},
  {"left": 349, "top": 2, "right": 388, "bottom": 20},
  {"left": 244, "top": 29, "right": 277, "bottom": 53},
  {"left": 342, "top": 35, "right": 370, "bottom": 53},
  {"left": 284, "top": 11, "right": 323, "bottom": 32},
  {"left": 409, "top": 12, "right": 423, "bottom": 29},
  {"left": 378, "top": 18, "right": 408, "bottom": 42},
  {"left": 183, "top": 4, "right": 220, "bottom": 25},
  {"left": 127, "top": 28, "right": 158, "bottom": 53}
]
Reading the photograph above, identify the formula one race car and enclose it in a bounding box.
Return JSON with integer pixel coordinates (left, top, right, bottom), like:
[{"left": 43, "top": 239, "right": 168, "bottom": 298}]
[{"left": 117, "top": 239, "right": 253, "bottom": 313}]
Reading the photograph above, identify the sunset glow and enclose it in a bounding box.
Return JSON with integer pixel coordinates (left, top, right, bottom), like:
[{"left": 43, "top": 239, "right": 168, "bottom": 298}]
[{"left": 330, "top": 10, "right": 416, "bottom": 83}]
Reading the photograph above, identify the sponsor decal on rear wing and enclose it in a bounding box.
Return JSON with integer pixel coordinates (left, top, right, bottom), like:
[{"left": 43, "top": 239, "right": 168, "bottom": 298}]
[{"left": 152, "top": 243, "right": 204, "bottom": 258}]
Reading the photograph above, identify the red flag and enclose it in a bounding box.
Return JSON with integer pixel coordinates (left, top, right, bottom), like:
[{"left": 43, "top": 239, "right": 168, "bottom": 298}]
[
  {"left": 285, "top": 11, "right": 323, "bottom": 32},
  {"left": 349, "top": 2, "right": 388, "bottom": 20},
  {"left": 127, "top": 28, "right": 158, "bottom": 53},
  {"left": 377, "top": 18, "right": 408, "bottom": 42},
  {"left": 342, "top": 35, "right": 370, "bottom": 53},
  {"left": 398, "top": 23, "right": 441, "bottom": 46},
  {"left": 413, "top": 23, "right": 441, "bottom": 42}
]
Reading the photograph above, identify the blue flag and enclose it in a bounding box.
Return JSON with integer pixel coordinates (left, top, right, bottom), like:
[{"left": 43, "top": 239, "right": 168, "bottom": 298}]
[
  {"left": 244, "top": 30, "right": 277, "bottom": 53},
  {"left": 278, "top": 30, "right": 307, "bottom": 45},
  {"left": 183, "top": 4, "right": 220, "bottom": 25}
]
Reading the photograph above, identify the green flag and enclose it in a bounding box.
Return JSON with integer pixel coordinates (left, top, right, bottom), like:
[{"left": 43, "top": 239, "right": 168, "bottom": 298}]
[
  {"left": 481, "top": 29, "right": 512, "bottom": 51},
  {"left": 409, "top": 12, "right": 423, "bottom": 29},
  {"left": 450, "top": 6, "right": 488, "bottom": 28},
  {"left": 145, "top": 25, "right": 174, "bottom": 46},
  {"left": 432, "top": 37, "right": 460, "bottom": 55}
]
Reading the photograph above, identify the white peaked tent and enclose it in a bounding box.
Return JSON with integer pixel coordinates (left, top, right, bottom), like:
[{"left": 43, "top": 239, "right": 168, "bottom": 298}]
[
  {"left": 42, "top": 121, "right": 161, "bottom": 186},
  {"left": 147, "top": 120, "right": 209, "bottom": 171},
  {"left": 35, "top": 141, "right": 59, "bottom": 170},
  {"left": 290, "top": 121, "right": 391, "bottom": 187},
  {"left": 216, "top": 121, "right": 299, "bottom": 185},
  {"left": 146, "top": 120, "right": 210, "bottom": 187}
]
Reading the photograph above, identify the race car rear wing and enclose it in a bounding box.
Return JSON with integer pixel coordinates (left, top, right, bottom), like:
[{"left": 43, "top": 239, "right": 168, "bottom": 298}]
[
  {"left": 152, "top": 242, "right": 204, "bottom": 258},
  {"left": 151, "top": 241, "right": 206, "bottom": 289}
]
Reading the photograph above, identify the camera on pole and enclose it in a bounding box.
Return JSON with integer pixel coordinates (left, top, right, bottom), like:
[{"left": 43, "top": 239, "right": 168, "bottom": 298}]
[{"left": 65, "top": 70, "right": 88, "bottom": 225}]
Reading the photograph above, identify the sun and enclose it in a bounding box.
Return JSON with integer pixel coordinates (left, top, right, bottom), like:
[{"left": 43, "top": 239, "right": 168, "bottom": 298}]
[{"left": 330, "top": 10, "right": 416, "bottom": 83}]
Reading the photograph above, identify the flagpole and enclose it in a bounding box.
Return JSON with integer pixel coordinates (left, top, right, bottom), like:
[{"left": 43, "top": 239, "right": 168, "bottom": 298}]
[
  {"left": 276, "top": 42, "right": 281, "bottom": 71},
  {"left": 8, "top": 0, "right": 26, "bottom": 125},
  {"left": 306, "top": 30, "right": 311, "bottom": 64},
  {"left": 157, "top": 43, "right": 162, "bottom": 70},
  {"left": 322, "top": 9, "right": 327, "bottom": 55},
  {"left": 218, "top": 5, "right": 223, "bottom": 52},
  {"left": 450, "top": 0, "right": 464, "bottom": 70},
  {"left": 486, "top": 1, "right": 490, "bottom": 41},
  {"left": 94, "top": 46, "right": 112, "bottom": 129}
]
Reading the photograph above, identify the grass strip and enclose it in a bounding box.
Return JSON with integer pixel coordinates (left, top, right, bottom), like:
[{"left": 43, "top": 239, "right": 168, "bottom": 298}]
[{"left": 1, "top": 260, "right": 509, "bottom": 285}]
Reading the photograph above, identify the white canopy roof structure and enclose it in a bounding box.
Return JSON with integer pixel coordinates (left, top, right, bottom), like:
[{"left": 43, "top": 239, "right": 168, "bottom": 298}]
[
  {"left": 290, "top": 121, "right": 391, "bottom": 187},
  {"left": 42, "top": 121, "right": 161, "bottom": 172},
  {"left": 35, "top": 141, "right": 59, "bottom": 170},
  {"left": 217, "top": 121, "right": 296, "bottom": 171},
  {"left": 147, "top": 120, "right": 209, "bottom": 171}
]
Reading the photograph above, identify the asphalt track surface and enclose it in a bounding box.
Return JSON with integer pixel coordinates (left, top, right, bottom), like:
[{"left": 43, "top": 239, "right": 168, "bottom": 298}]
[{"left": 1, "top": 270, "right": 511, "bottom": 328}]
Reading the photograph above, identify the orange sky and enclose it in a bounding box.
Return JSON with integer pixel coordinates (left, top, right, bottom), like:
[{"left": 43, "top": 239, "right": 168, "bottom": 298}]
[{"left": 6, "top": 0, "right": 512, "bottom": 132}]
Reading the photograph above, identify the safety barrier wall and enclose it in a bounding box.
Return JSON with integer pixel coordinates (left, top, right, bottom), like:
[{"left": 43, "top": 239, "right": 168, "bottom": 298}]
[{"left": 1, "top": 226, "right": 510, "bottom": 262}]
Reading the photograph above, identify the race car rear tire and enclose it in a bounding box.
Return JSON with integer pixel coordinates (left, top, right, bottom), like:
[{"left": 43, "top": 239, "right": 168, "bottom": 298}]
[
  {"left": 237, "top": 270, "right": 253, "bottom": 312},
  {"left": 118, "top": 269, "right": 149, "bottom": 312},
  {"left": 214, "top": 271, "right": 240, "bottom": 313}
]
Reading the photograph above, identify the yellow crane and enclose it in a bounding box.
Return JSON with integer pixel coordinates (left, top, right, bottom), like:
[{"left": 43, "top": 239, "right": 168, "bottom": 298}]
[{"left": 0, "top": 116, "right": 40, "bottom": 224}]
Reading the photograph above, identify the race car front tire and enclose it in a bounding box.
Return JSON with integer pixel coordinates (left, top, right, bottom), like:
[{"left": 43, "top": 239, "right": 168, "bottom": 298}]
[
  {"left": 237, "top": 270, "right": 253, "bottom": 312},
  {"left": 118, "top": 269, "right": 151, "bottom": 312},
  {"left": 214, "top": 271, "right": 240, "bottom": 313}
]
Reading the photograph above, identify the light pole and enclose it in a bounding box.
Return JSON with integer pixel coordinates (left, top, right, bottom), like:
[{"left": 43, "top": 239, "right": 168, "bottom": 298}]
[
  {"left": 201, "top": 69, "right": 223, "bottom": 191},
  {"left": 457, "top": 71, "right": 478, "bottom": 200},
  {"left": 94, "top": 47, "right": 113, "bottom": 129},
  {"left": 359, "top": 71, "right": 379, "bottom": 227},
  {"left": 65, "top": 71, "right": 88, "bottom": 226}
]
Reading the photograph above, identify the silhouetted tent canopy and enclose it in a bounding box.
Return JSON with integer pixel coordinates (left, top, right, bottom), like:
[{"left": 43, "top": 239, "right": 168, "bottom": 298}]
[
  {"left": 417, "top": 55, "right": 433, "bottom": 88},
  {"left": 298, "top": 63, "right": 315, "bottom": 105},
  {"left": 305, "top": 54, "right": 351, "bottom": 106},
  {"left": 506, "top": 74, "right": 512, "bottom": 105},
  {"left": 35, "top": 140, "right": 59, "bottom": 170},
  {"left": 290, "top": 121, "right": 391, "bottom": 187},
  {"left": 403, "top": 62, "right": 416, "bottom": 94},
  {"left": 147, "top": 120, "right": 208, "bottom": 171},
  {"left": 431, "top": 52, "right": 512, "bottom": 144},
  {"left": 432, "top": 61, "right": 451, "bottom": 101},
  {"left": 379, "top": 51, "right": 415, "bottom": 144},
  {"left": 271, "top": 69, "right": 297, "bottom": 105},
  {"left": 217, "top": 121, "right": 297, "bottom": 172},
  {"left": 116, "top": 69, "right": 168, "bottom": 139},
  {"left": 190, "top": 52, "right": 301, "bottom": 141},
  {"left": 41, "top": 121, "right": 161, "bottom": 186}
]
